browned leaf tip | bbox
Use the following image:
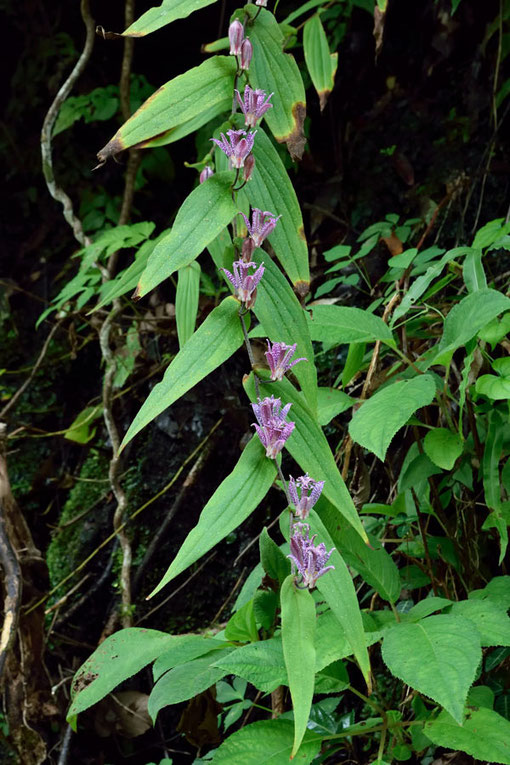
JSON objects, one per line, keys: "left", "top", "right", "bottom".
{"left": 95, "top": 26, "right": 122, "bottom": 40}
{"left": 318, "top": 90, "right": 331, "bottom": 112}
{"left": 285, "top": 102, "right": 307, "bottom": 161}
{"left": 96, "top": 137, "right": 125, "bottom": 167}
{"left": 294, "top": 279, "right": 310, "bottom": 300}
{"left": 131, "top": 284, "right": 142, "bottom": 301}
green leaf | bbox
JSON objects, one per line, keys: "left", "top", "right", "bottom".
{"left": 309, "top": 511, "right": 371, "bottom": 685}
{"left": 148, "top": 648, "right": 233, "bottom": 721}
{"left": 123, "top": 0, "right": 217, "bottom": 37}
{"left": 449, "top": 599, "right": 510, "bottom": 647}
{"left": 245, "top": 124, "right": 310, "bottom": 288}
{"left": 68, "top": 628, "right": 176, "bottom": 719}
{"left": 307, "top": 305, "right": 393, "bottom": 346}
{"left": 349, "top": 375, "right": 436, "bottom": 461}
{"left": 483, "top": 410, "right": 507, "bottom": 562}
{"left": 335, "top": 523, "right": 400, "bottom": 603}
{"left": 314, "top": 609, "right": 352, "bottom": 669}
{"left": 211, "top": 718, "right": 321, "bottom": 764}
{"left": 425, "top": 707, "right": 510, "bottom": 764}
{"left": 225, "top": 600, "right": 259, "bottom": 643}
{"left": 97, "top": 56, "right": 235, "bottom": 161}
{"left": 135, "top": 172, "right": 236, "bottom": 297}
{"left": 148, "top": 437, "right": 277, "bottom": 596}
{"left": 476, "top": 374, "right": 510, "bottom": 400}
{"left": 423, "top": 427, "right": 463, "bottom": 470}
{"left": 244, "top": 374, "right": 366, "bottom": 540}
{"left": 251, "top": 251, "right": 316, "bottom": 411}
{"left": 463, "top": 249, "right": 487, "bottom": 292}
{"left": 121, "top": 296, "right": 244, "bottom": 448}
{"left": 176, "top": 261, "right": 200, "bottom": 348}
{"left": 259, "top": 528, "right": 291, "bottom": 583}
{"left": 214, "top": 638, "right": 286, "bottom": 693}
{"left": 247, "top": 7, "right": 307, "bottom": 159}
{"left": 153, "top": 635, "right": 226, "bottom": 681}
{"left": 303, "top": 14, "right": 337, "bottom": 111}
{"left": 342, "top": 342, "right": 366, "bottom": 387}
{"left": 317, "top": 387, "right": 354, "bottom": 426}
{"left": 64, "top": 405, "right": 102, "bottom": 444}
{"left": 281, "top": 575, "right": 316, "bottom": 757}
{"left": 382, "top": 615, "right": 481, "bottom": 723}
{"left": 406, "top": 597, "right": 452, "bottom": 621}
{"left": 314, "top": 659, "right": 349, "bottom": 694}
{"left": 470, "top": 576, "right": 510, "bottom": 609}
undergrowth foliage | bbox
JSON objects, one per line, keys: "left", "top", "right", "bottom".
{"left": 36, "top": 1, "right": 510, "bottom": 763}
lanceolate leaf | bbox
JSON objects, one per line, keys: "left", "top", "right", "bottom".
{"left": 349, "top": 375, "right": 436, "bottom": 461}
{"left": 281, "top": 576, "right": 316, "bottom": 758}
{"left": 148, "top": 437, "right": 277, "bottom": 597}
{"left": 245, "top": 125, "right": 310, "bottom": 289}
{"left": 123, "top": 0, "right": 217, "bottom": 37}
{"left": 382, "top": 614, "right": 481, "bottom": 723}
{"left": 135, "top": 171, "right": 236, "bottom": 298}
{"left": 121, "top": 296, "right": 243, "bottom": 449}
{"left": 243, "top": 374, "right": 366, "bottom": 540}
{"left": 306, "top": 305, "right": 394, "bottom": 346}
{"left": 425, "top": 707, "right": 510, "bottom": 764}
{"left": 176, "top": 261, "right": 201, "bottom": 348}
{"left": 246, "top": 7, "right": 307, "bottom": 160}
{"left": 97, "top": 57, "right": 235, "bottom": 162}
{"left": 212, "top": 719, "right": 322, "bottom": 764}
{"left": 309, "top": 511, "right": 371, "bottom": 685}
{"left": 303, "top": 14, "right": 337, "bottom": 110}
{"left": 251, "top": 252, "right": 316, "bottom": 412}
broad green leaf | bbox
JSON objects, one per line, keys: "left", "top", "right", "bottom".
{"left": 483, "top": 410, "right": 507, "bottom": 562}
{"left": 382, "top": 615, "right": 481, "bottom": 723}
{"left": 153, "top": 635, "right": 226, "bottom": 681}
{"left": 176, "top": 261, "right": 200, "bottom": 348}
{"left": 259, "top": 528, "right": 291, "bottom": 583}
{"left": 246, "top": 7, "right": 307, "bottom": 159}
{"left": 479, "top": 311, "right": 510, "bottom": 347}
{"left": 406, "top": 597, "right": 452, "bottom": 621}
{"left": 307, "top": 305, "right": 394, "bottom": 345}
{"left": 244, "top": 374, "right": 366, "bottom": 539}
{"left": 467, "top": 685, "right": 494, "bottom": 709}
{"left": 476, "top": 374, "right": 510, "bottom": 400}
{"left": 470, "top": 576, "right": 510, "bottom": 609}
{"left": 211, "top": 719, "right": 322, "bottom": 764}
{"left": 214, "top": 638, "right": 286, "bottom": 693}
{"left": 309, "top": 511, "right": 371, "bottom": 685}
{"left": 314, "top": 659, "right": 349, "bottom": 694}
{"left": 94, "top": 237, "right": 159, "bottom": 310}
{"left": 68, "top": 628, "right": 176, "bottom": 718}
{"left": 97, "top": 56, "right": 235, "bottom": 161}
{"left": 225, "top": 599, "right": 259, "bottom": 643}
{"left": 148, "top": 437, "right": 277, "bottom": 596}
{"left": 425, "top": 707, "right": 510, "bottom": 764}
{"left": 245, "top": 125, "right": 310, "bottom": 288}
{"left": 123, "top": 0, "right": 217, "bottom": 37}
{"left": 64, "top": 405, "right": 102, "bottom": 444}
{"left": 349, "top": 375, "right": 436, "bottom": 461}
{"left": 283, "top": 0, "right": 326, "bottom": 25}
{"left": 135, "top": 172, "right": 236, "bottom": 297}
{"left": 303, "top": 14, "right": 337, "bottom": 110}
{"left": 463, "top": 248, "right": 487, "bottom": 292}
{"left": 207, "top": 225, "right": 234, "bottom": 271}
{"left": 317, "top": 387, "right": 354, "bottom": 425}
{"left": 342, "top": 342, "right": 366, "bottom": 387}
{"left": 121, "top": 296, "right": 243, "bottom": 448}
{"left": 148, "top": 648, "right": 233, "bottom": 720}
{"left": 281, "top": 575, "right": 316, "bottom": 757}
{"left": 449, "top": 599, "right": 510, "bottom": 647}
{"left": 251, "top": 251, "right": 316, "bottom": 411}
{"left": 423, "top": 427, "right": 463, "bottom": 470}
{"left": 314, "top": 609, "right": 352, "bottom": 669}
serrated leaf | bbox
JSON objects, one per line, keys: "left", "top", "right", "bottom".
{"left": 176, "top": 261, "right": 200, "bottom": 348}
{"left": 307, "top": 305, "right": 393, "bottom": 345}
{"left": 425, "top": 707, "right": 510, "bottom": 764}
{"left": 123, "top": 0, "right": 217, "bottom": 37}
{"left": 211, "top": 718, "right": 321, "bottom": 764}
{"left": 314, "top": 659, "right": 349, "bottom": 694}
{"left": 121, "top": 296, "right": 243, "bottom": 448}
{"left": 153, "top": 635, "right": 226, "bottom": 681}
{"left": 382, "top": 615, "right": 481, "bottom": 723}
{"left": 449, "top": 599, "right": 510, "bottom": 647}
{"left": 68, "top": 629, "right": 176, "bottom": 719}
{"left": 148, "top": 437, "right": 276, "bottom": 597}
{"left": 215, "top": 638, "right": 286, "bottom": 693}
{"left": 97, "top": 57, "right": 235, "bottom": 161}
{"left": 476, "top": 373, "right": 510, "bottom": 400}
{"left": 303, "top": 14, "right": 336, "bottom": 110}
{"left": 316, "top": 387, "right": 354, "bottom": 426}
{"left": 349, "top": 375, "right": 436, "bottom": 461}
{"left": 423, "top": 427, "right": 463, "bottom": 470}
{"left": 281, "top": 575, "right": 316, "bottom": 757}
{"left": 135, "top": 171, "right": 236, "bottom": 297}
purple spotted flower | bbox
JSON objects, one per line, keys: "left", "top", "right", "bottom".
{"left": 235, "top": 86, "right": 273, "bottom": 128}
{"left": 211, "top": 129, "right": 256, "bottom": 169}
{"left": 229, "top": 20, "right": 244, "bottom": 55}
{"left": 265, "top": 341, "right": 307, "bottom": 382}
{"left": 288, "top": 522, "right": 335, "bottom": 589}
{"left": 222, "top": 259, "right": 264, "bottom": 309}
{"left": 252, "top": 395, "right": 295, "bottom": 459}
{"left": 288, "top": 474, "right": 325, "bottom": 520}
{"left": 199, "top": 165, "right": 214, "bottom": 184}
{"left": 242, "top": 208, "right": 281, "bottom": 248}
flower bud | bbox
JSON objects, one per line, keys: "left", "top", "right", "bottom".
{"left": 229, "top": 20, "right": 244, "bottom": 55}
{"left": 241, "top": 237, "right": 255, "bottom": 262}
{"left": 199, "top": 165, "right": 214, "bottom": 184}
{"left": 255, "top": 0, "right": 268, "bottom": 5}
{"left": 243, "top": 153, "right": 255, "bottom": 182}
{"left": 240, "top": 38, "right": 253, "bottom": 70}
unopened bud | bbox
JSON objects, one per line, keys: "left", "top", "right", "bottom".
{"left": 242, "top": 237, "right": 256, "bottom": 262}
{"left": 243, "top": 153, "right": 255, "bottom": 182}
{"left": 199, "top": 165, "right": 214, "bottom": 184}
{"left": 240, "top": 38, "right": 253, "bottom": 70}
{"left": 255, "top": 0, "right": 268, "bottom": 5}
{"left": 229, "top": 20, "right": 244, "bottom": 55}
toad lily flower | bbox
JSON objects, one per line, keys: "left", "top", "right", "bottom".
{"left": 222, "top": 259, "right": 264, "bottom": 309}
{"left": 211, "top": 129, "right": 256, "bottom": 169}
{"left": 240, "top": 38, "right": 253, "bottom": 70}
{"left": 252, "top": 395, "right": 295, "bottom": 459}
{"left": 265, "top": 341, "right": 307, "bottom": 382}
{"left": 288, "top": 522, "right": 335, "bottom": 589}
{"left": 229, "top": 20, "right": 244, "bottom": 55}
{"left": 199, "top": 165, "right": 214, "bottom": 184}
{"left": 242, "top": 208, "right": 281, "bottom": 248}
{"left": 288, "top": 474, "right": 325, "bottom": 520}
{"left": 235, "top": 86, "right": 273, "bottom": 128}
